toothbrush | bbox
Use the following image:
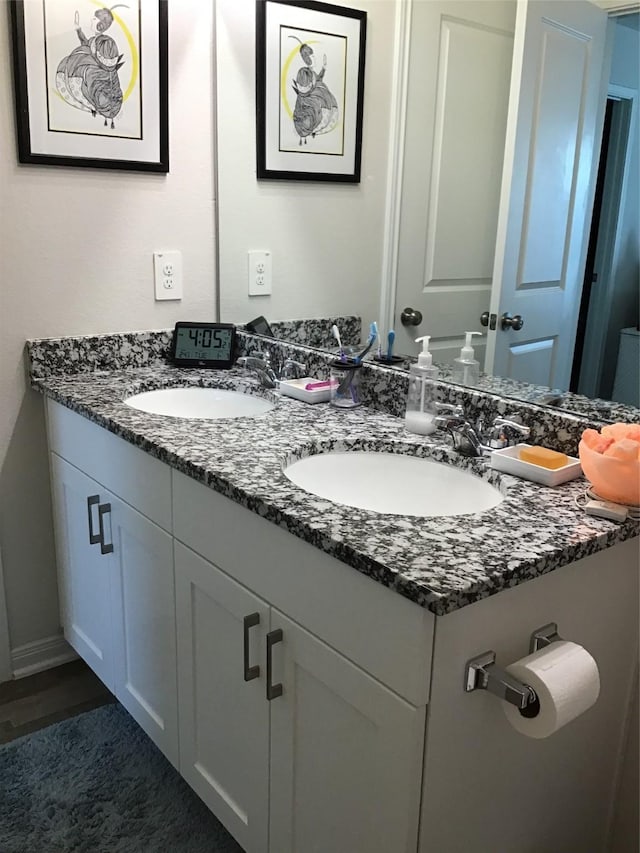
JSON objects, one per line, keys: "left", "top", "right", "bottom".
{"left": 387, "top": 330, "right": 395, "bottom": 360}
{"left": 354, "top": 323, "right": 377, "bottom": 364}
{"left": 374, "top": 322, "right": 382, "bottom": 358}
{"left": 332, "top": 324, "right": 345, "bottom": 361}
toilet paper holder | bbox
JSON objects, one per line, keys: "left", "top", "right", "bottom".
{"left": 529, "top": 621, "right": 562, "bottom": 653}
{"left": 464, "top": 622, "right": 563, "bottom": 711}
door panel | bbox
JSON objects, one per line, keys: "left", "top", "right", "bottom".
{"left": 487, "top": 0, "right": 608, "bottom": 388}
{"left": 269, "top": 611, "right": 425, "bottom": 853}
{"left": 50, "top": 454, "right": 114, "bottom": 689}
{"left": 110, "top": 496, "right": 178, "bottom": 766}
{"left": 175, "top": 542, "right": 270, "bottom": 853}
{"left": 506, "top": 337, "right": 556, "bottom": 385}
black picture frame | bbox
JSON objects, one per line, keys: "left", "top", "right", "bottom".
{"left": 9, "top": 0, "right": 169, "bottom": 172}
{"left": 256, "top": 0, "right": 366, "bottom": 183}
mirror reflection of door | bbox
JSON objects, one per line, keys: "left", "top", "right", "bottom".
{"left": 395, "top": 0, "right": 516, "bottom": 367}
{"left": 486, "top": 0, "right": 608, "bottom": 390}
{"left": 395, "top": 0, "right": 611, "bottom": 391}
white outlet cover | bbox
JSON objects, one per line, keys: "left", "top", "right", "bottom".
{"left": 154, "top": 251, "right": 183, "bottom": 301}
{"left": 248, "top": 250, "right": 272, "bottom": 296}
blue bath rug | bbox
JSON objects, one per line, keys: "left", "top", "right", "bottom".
{"left": 0, "top": 702, "right": 244, "bottom": 852}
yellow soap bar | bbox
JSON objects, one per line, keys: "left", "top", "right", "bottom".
{"left": 519, "top": 446, "right": 569, "bottom": 469}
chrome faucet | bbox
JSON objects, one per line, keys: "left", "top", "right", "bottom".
{"left": 236, "top": 354, "right": 278, "bottom": 389}
{"left": 236, "top": 353, "right": 307, "bottom": 388}
{"left": 434, "top": 407, "right": 531, "bottom": 458}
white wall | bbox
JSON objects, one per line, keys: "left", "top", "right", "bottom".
{"left": 216, "top": 0, "right": 396, "bottom": 330}
{"left": 0, "top": 0, "right": 217, "bottom": 657}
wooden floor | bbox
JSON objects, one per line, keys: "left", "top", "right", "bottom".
{"left": 0, "top": 659, "right": 114, "bottom": 745}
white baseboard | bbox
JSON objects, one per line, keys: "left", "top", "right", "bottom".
{"left": 11, "top": 633, "right": 78, "bottom": 680}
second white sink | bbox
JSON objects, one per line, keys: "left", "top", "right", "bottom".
{"left": 124, "top": 387, "right": 275, "bottom": 419}
{"left": 284, "top": 451, "right": 503, "bottom": 517}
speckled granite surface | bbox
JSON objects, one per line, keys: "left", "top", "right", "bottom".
{"left": 27, "top": 330, "right": 639, "bottom": 616}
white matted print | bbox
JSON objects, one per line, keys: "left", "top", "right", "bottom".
{"left": 10, "top": 0, "right": 168, "bottom": 171}
{"left": 256, "top": 0, "right": 366, "bottom": 182}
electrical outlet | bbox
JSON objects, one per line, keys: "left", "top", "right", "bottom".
{"left": 248, "top": 251, "right": 272, "bottom": 296}
{"left": 154, "top": 251, "right": 183, "bottom": 301}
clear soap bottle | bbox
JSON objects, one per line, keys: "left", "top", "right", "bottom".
{"left": 452, "top": 332, "right": 482, "bottom": 386}
{"left": 404, "top": 336, "right": 440, "bottom": 435}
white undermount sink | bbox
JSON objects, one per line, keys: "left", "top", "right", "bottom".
{"left": 284, "top": 451, "right": 504, "bottom": 517}
{"left": 124, "top": 387, "right": 275, "bottom": 419}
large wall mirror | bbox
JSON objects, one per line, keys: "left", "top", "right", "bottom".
{"left": 216, "top": 0, "right": 639, "bottom": 413}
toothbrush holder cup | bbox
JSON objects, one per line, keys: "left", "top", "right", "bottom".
{"left": 330, "top": 360, "right": 363, "bottom": 408}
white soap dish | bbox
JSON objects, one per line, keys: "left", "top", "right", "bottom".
{"left": 279, "top": 377, "right": 336, "bottom": 404}
{"left": 490, "top": 444, "right": 583, "bottom": 486}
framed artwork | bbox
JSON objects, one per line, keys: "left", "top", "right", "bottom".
{"left": 256, "top": 0, "right": 366, "bottom": 183}
{"left": 9, "top": 0, "right": 169, "bottom": 172}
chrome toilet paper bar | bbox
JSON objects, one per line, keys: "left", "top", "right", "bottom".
{"left": 464, "top": 651, "right": 539, "bottom": 711}
{"left": 464, "top": 622, "right": 564, "bottom": 712}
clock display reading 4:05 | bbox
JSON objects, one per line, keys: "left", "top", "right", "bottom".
{"left": 177, "top": 327, "right": 230, "bottom": 359}
{"left": 171, "top": 322, "right": 236, "bottom": 368}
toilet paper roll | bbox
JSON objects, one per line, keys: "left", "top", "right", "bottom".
{"left": 502, "top": 640, "right": 600, "bottom": 739}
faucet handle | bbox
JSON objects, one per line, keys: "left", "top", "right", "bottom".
{"left": 434, "top": 402, "right": 464, "bottom": 419}
{"left": 488, "top": 416, "right": 531, "bottom": 448}
{"left": 281, "top": 358, "right": 307, "bottom": 380}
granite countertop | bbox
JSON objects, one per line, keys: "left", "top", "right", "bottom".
{"left": 32, "top": 361, "right": 639, "bottom": 617}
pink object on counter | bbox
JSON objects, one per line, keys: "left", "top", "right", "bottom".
{"left": 579, "top": 423, "right": 640, "bottom": 506}
{"left": 305, "top": 380, "right": 338, "bottom": 391}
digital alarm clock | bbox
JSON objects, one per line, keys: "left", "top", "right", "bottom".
{"left": 170, "top": 322, "right": 236, "bottom": 368}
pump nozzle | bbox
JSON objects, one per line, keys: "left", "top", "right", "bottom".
{"left": 461, "top": 331, "right": 482, "bottom": 360}
{"left": 415, "top": 335, "right": 433, "bottom": 368}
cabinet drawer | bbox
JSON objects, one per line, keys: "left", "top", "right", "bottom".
{"left": 46, "top": 399, "right": 171, "bottom": 531}
{"left": 173, "top": 471, "right": 434, "bottom": 706}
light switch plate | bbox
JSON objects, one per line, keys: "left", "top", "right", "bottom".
{"left": 154, "top": 251, "right": 183, "bottom": 301}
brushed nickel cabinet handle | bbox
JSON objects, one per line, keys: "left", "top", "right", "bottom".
{"left": 243, "top": 613, "right": 260, "bottom": 682}
{"left": 98, "top": 503, "right": 114, "bottom": 555}
{"left": 266, "top": 629, "right": 283, "bottom": 701}
{"left": 87, "top": 495, "right": 101, "bottom": 545}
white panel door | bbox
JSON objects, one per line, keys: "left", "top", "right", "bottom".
{"left": 395, "top": 0, "right": 516, "bottom": 363}
{"left": 109, "top": 495, "right": 178, "bottom": 767}
{"left": 175, "top": 542, "right": 270, "bottom": 853}
{"left": 49, "top": 454, "right": 114, "bottom": 690}
{"left": 269, "top": 610, "right": 425, "bottom": 853}
{"left": 486, "top": 0, "right": 608, "bottom": 388}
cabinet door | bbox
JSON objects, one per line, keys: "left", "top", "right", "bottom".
{"left": 50, "top": 454, "right": 115, "bottom": 690}
{"left": 175, "top": 543, "right": 270, "bottom": 853}
{"left": 108, "top": 495, "right": 178, "bottom": 766}
{"left": 269, "top": 611, "right": 425, "bottom": 853}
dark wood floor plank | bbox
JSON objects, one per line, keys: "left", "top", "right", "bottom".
{"left": 0, "top": 659, "right": 113, "bottom": 745}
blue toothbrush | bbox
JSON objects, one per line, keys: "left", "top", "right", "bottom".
{"left": 387, "top": 330, "right": 395, "bottom": 360}
{"left": 354, "top": 323, "right": 377, "bottom": 364}
{"left": 375, "top": 322, "right": 383, "bottom": 358}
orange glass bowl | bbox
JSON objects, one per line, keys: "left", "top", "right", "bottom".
{"left": 578, "top": 439, "right": 640, "bottom": 506}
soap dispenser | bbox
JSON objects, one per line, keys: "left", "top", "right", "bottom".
{"left": 404, "top": 336, "right": 440, "bottom": 435}
{"left": 452, "top": 332, "right": 482, "bottom": 386}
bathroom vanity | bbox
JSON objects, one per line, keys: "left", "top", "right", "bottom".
{"left": 31, "top": 333, "right": 638, "bottom": 853}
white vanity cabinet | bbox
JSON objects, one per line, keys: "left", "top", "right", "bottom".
{"left": 173, "top": 472, "right": 431, "bottom": 853}
{"left": 46, "top": 401, "right": 179, "bottom": 766}
{"left": 44, "top": 399, "right": 638, "bottom": 852}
